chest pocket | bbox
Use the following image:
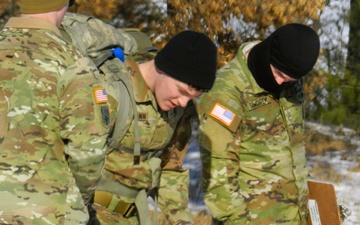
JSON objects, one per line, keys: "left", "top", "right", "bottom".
{"left": 122, "top": 105, "right": 185, "bottom": 151}
{"left": 279, "top": 81, "right": 305, "bottom": 140}
{"left": 240, "top": 88, "right": 304, "bottom": 142}
{"left": 151, "top": 107, "right": 185, "bottom": 146}
{"left": 240, "top": 93, "right": 281, "bottom": 140}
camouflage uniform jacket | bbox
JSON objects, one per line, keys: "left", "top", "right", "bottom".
{"left": 101, "top": 54, "right": 194, "bottom": 224}
{"left": 197, "top": 41, "right": 309, "bottom": 224}
{"left": 0, "top": 17, "right": 109, "bottom": 224}
{"left": 60, "top": 13, "right": 194, "bottom": 224}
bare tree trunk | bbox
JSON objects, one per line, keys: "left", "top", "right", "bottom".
{"left": 344, "top": 0, "right": 360, "bottom": 127}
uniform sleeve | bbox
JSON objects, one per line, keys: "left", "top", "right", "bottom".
{"left": 197, "top": 96, "right": 245, "bottom": 223}
{"left": 158, "top": 112, "right": 194, "bottom": 224}
{"left": 158, "top": 169, "right": 193, "bottom": 224}
{"left": 58, "top": 57, "right": 110, "bottom": 205}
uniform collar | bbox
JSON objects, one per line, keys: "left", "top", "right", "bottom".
{"left": 238, "top": 41, "right": 269, "bottom": 95}
{"left": 125, "top": 58, "right": 157, "bottom": 107}
{"left": 5, "top": 17, "right": 62, "bottom": 37}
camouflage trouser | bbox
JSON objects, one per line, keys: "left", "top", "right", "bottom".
{"left": 93, "top": 203, "right": 139, "bottom": 225}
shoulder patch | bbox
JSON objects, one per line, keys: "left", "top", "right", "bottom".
{"left": 93, "top": 87, "right": 108, "bottom": 104}
{"left": 210, "top": 103, "right": 235, "bottom": 126}
{"left": 209, "top": 103, "right": 240, "bottom": 132}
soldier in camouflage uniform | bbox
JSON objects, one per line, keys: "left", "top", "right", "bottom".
{"left": 0, "top": 1, "right": 109, "bottom": 224}
{"left": 61, "top": 14, "right": 218, "bottom": 225}
{"left": 197, "top": 24, "right": 320, "bottom": 224}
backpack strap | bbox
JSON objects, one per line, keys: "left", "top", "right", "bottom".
{"left": 92, "top": 51, "right": 115, "bottom": 67}
{"left": 120, "top": 28, "right": 158, "bottom": 53}
{"left": 61, "top": 12, "right": 139, "bottom": 56}
{"left": 60, "top": 12, "right": 159, "bottom": 164}
{"left": 99, "top": 58, "right": 141, "bottom": 165}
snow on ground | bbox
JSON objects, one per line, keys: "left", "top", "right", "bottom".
{"left": 307, "top": 149, "right": 360, "bottom": 224}
{"left": 306, "top": 122, "right": 360, "bottom": 225}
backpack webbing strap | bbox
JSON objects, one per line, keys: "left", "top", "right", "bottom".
{"left": 93, "top": 52, "right": 114, "bottom": 68}
{"left": 148, "top": 157, "right": 161, "bottom": 224}
{"left": 134, "top": 157, "right": 161, "bottom": 225}
{"left": 100, "top": 58, "right": 141, "bottom": 164}
{"left": 96, "top": 172, "right": 151, "bottom": 224}
{"left": 134, "top": 189, "right": 159, "bottom": 225}
{"left": 99, "top": 161, "right": 161, "bottom": 225}
{"left": 123, "top": 60, "right": 141, "bottom": 164}
{"left": 134, "top": 190, "right": 152, "bottom": 224}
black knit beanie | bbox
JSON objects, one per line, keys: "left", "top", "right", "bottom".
{"left": 155, "top": 30, "right": 217, "bottom": 91}
{"left": 270, "top": 23, "right": 320, "bottom": 79}
{"left": 248, "top": 23, "right": 320, "bottom": 95}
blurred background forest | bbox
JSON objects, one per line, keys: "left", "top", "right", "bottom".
{"left": 1, "top": 0, "right": 359, "bottom": 132}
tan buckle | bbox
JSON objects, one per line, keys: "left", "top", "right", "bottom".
{"left": 119, "top": 203, "right": 136, "bottom": 218}
{"left": 94, "top": 191, "right": 137, "bottom": 218}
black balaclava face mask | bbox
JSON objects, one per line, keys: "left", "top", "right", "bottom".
{"left": 247, "top": 36, "right": 284, "bottom": 97}
{"left": 247, "top": 23, "right": 320, "bottom": 98}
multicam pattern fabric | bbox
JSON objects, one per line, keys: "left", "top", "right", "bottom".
{"left": 98, "top": 55, "right": 194, "bottom": 225}
{"left": 92, "top": 204, "right": 136, "bottom": 225}
{"left": 197, "top": 42, "right": 309, "bottom": 224}
{"left": 62, "top": 12, "right": 140, "bottom": 57}
{"left": 61, "top": 13, "right": 195, "bottom": 225}
{"left": 0, "top": 17, "right": 109, "bottom": 224}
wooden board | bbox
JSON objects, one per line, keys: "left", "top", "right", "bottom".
{"left": 307, "top": 180, "right": 342, "bottom": 225}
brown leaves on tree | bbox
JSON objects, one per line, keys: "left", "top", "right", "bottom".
{"left": 0, "top": 0, "right": 326, "bottom": 100}
{"left": 1, "top": 0, "right": 325, "bottom": 65}
{"left": 158, "top": 0, "right": 325, "bottom": 65}
{"left": 68, "top": 0, "right": 121, "bottom": 21}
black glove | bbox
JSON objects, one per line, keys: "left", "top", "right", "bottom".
{"left": 212, "top": 218, "right": 224, "bottom": 225}
{"left": 87, "top": 196, "right": 101, "bottom": 225}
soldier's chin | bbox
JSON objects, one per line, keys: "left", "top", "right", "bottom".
{"left": 158, "top": 103, "right": 170, "bottom": 112}
{"left": 159, "top": 103, "right": 172, "bottom": 112}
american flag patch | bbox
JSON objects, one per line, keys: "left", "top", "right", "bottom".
{"left": 210, "top": 103, "right": 235, "bottom": 126}
{"left": 93, "top": 88, "right": 108, "bottom": 104}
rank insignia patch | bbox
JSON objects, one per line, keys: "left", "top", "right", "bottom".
{"left": 93, "top": 88, "right": 108, "bottom": 104}
{"left": 138, "top": 112, "right": 147, "bottom": 121}
{"left": 100, "top": 105, "right": 110, "bottom": 126}
{"left": 210, "top": 103, "right": 235, "bottom": 127}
